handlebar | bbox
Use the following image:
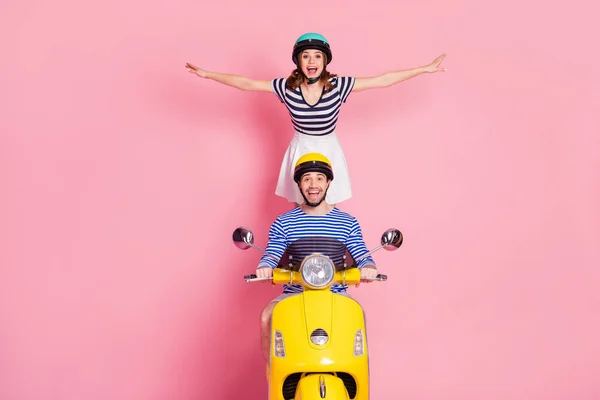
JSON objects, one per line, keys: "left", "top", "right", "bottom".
{"left": 244, "top": 274, "right": 267, "bottom": 281}
{"left": 243, "top": 274, "right": 387, "bottom": 283}
{"left": 371, "top": 274, "right": 387, "bottom": 281}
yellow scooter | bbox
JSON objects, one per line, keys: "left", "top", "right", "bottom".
{"left": 233, "top": 227, "right": 403, "bottom": 399}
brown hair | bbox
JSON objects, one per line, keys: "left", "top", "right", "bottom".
{"left": 285, "top": 54, "right": 337, "bottom": 92}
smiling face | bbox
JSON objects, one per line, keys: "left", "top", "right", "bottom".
{"left": 298, "top": 171, "right": 330, "bottom": 206}
{"left": 298, "top": 49, "right": 326, "bottom": 79}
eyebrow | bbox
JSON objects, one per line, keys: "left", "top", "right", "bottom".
{"left": 303, "top": 173, "right": 326, "bottom": 179}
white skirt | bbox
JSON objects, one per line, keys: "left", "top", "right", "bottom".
{"left": 275, "top": 131, "right": 352, "bottom": 204}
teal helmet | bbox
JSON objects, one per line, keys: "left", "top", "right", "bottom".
{"left": 292, "top": 32, "right": 332, "bottom": 66}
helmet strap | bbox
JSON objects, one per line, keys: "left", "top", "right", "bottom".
{"left": 298, "top": 68, "right": 323, "bottom": 85}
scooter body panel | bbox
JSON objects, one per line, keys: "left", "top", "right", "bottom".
{"left": 295, "top": 374, "right": 350, "bottom": 399}
{"left": 269, "top": 290, "right": 369, "bottom": 399}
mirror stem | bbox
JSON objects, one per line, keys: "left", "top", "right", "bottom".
{"left": 354, "top": 245, "right": 383, "bottom": 262}
{"left": 249, "top": 243, "right": 280, "bottom": 261}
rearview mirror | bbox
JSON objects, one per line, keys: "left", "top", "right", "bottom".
{"left": 381, "top": 229, "right": 403, "bottom": 251}
{"left": 232, "top": 227, "right": 280, "bottom": 261}
{"left": 233, "top": 227, "right": 254, "bottom": 250}
{"left": 354, "top": 228, "right": 404, "bottom": 262}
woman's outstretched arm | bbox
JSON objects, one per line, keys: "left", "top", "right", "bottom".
{"left": 352, "top": 53, "right": 446, "bottom": 92}
{"left": 185, "top": 63, "right": 272, "bottom": 92}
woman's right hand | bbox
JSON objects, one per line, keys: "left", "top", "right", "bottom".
{"left": 185, "top": 62, "right": 207, "bottom": 78}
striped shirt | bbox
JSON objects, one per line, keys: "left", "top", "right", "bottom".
{"left": 271, "top": 76, "right": 355, "bottom": 136}
{"left": 258, "top": 207, "right": 375, "bottom": 293}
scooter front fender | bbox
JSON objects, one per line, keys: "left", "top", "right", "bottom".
{"left": 295, "top": 374, "right": 350, "bottom": 400}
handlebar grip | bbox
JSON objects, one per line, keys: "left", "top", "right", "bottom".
{"left": 244, "top": 274, "right": 257, "bottom": 280}
{"left": 376, "top": 274, "right": 387, "bottom": 281}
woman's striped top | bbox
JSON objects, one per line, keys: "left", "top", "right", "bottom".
{"left": 271, "top": 76, "right": 355, "bottom": 136}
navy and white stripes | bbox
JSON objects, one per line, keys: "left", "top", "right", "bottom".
{"left": 258, "top": 207, "right": 375, "bottom": 293}
{"left": 271, "top": 76, "right": 355, "bottom": 136}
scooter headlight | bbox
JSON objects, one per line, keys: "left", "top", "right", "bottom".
{"left": 299, "top": 254, "right": 335, "bottom": 289}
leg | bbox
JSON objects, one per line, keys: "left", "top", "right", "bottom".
{"left": 260, "top": 301, "right": 278, "bottom": 362}
{"left": 260, "top": 293, "right": 294, "bottom": 361}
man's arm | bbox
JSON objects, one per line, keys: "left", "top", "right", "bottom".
{"left": 345, "top": 218, "right": 376, "bottom": 269}
{"left": 257, "top": 219, "right": 287, "bottom": 270}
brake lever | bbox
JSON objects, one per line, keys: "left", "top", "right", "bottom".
{"left": 362, "top": 274, "right": 388, "bottom": 282}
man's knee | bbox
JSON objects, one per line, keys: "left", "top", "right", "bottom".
{"left": 260, "top": 302, "right": 277, "bottom": 327}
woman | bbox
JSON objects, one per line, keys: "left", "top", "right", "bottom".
{"left": 186, "top": 32, "right": 446, "bottom": 204}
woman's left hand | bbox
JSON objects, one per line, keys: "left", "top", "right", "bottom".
{"left": 424, "top": 53, "right": 447, "bottom": 73}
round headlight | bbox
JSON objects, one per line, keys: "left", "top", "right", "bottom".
{"left": 300, "top": 254, "right": 335, "bottom": 289}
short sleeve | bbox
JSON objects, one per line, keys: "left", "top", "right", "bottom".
{"left": 337, "top": 76, "right": 355, "bottom": 103}
{"left": 271, "top": 78, "right": 287, "bottom": 103}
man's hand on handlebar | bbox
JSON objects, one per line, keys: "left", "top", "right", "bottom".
{"left": 256, "top": 266, "right": 273, "bottom": 281}
{"left": 359, "top": 265, "right": 378, "bottom": 283}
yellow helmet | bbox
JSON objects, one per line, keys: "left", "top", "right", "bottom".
{"left": 293, "top": 153, "right": 334, "bottom": 183}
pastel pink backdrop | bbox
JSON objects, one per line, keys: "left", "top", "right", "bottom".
{"left": 1, "top": 0, "right": 598, "bottom": 399}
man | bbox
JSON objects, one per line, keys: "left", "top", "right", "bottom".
{"left": 256, "top": 152, "right": 378, "bottom": 362}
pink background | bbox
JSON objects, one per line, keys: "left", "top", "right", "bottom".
{"left": 1, "top": 0, "right": 599, "bottom": 399}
